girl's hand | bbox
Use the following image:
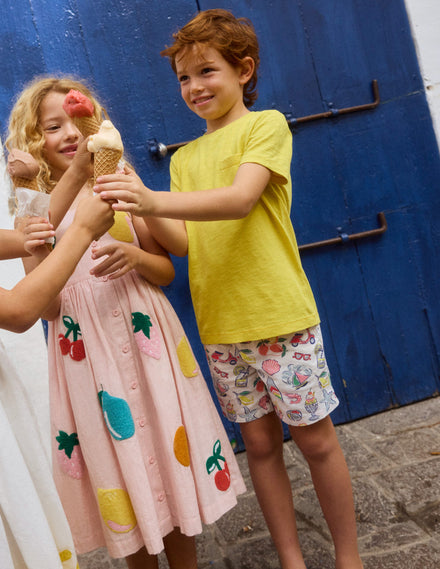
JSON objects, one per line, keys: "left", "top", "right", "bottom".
{"left": 90, "top": 241, "right": 140, "bottom": 280}
{"left": 94, "top": 166, "right": 155, "bottom": 216}
{"left": 73, "top": 195, "right": 115, "bottom": 240}
{"left": 70, "top": 136, "right": 94, "bottom": 179}
{"left": 15, "top": 216, "right": 55, "bottom": 258}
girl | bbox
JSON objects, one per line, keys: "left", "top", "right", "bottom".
{"left": 6, "top": 76, "right": 245, "bottom": 569}
{"left": 0, "top": 198, "right": 112, "bottom": 569}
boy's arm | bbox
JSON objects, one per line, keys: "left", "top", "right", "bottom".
{"left": 0, "top": 196, "right": 114, "bottom": 333}
{"left": 95, "top": 162, "right": 271, "bottom": 221}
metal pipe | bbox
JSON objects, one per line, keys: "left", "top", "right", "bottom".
{"left": 288, "top": 79, "right": 380, "bottom": 126}
{"left": 298, "top": 211, "right": 387, "bottom": 252}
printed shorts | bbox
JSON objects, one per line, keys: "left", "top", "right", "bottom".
{"left": 205, "top": 325, "right": 339, "bottom": 427}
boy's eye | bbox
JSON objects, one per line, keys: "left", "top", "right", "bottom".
{"left": 178, "top": 75, "right": 189, "bottom": 83}
{"left": 201, "top": 67, "right": 213, "bottom": 75}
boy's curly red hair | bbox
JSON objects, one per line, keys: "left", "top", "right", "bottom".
{"left": 161, "top": 9, "right": 260, "bottom": 108}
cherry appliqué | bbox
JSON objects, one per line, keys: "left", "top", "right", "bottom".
{"left": 58, "top": 315, "right": 86, "bottom": 361}
{"left": 206, "top": 439, "right": 231, "bottom": 491}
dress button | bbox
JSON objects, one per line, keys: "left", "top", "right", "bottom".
{"left": 112, "top": 309, "right": 120, "bottom": 317}
{"left": 157, "top": 492, "right": 165, "bottom": 502}
{"left": 101, "top": 275, "right": 108, "bottom": 282}
{"left": 149, "top": 456, "right": 155, "bottom": 465}
{"left": 138, "top": 418, "right": 146, "bottom": 427}
{"left": 122, "top": 345, "right": 129, "bottom": 353}
{"left": 130, "top": 381, "right": 137, "bottom": 390}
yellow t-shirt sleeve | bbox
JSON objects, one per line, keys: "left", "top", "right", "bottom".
{"left": 239, "top": 110, "right": 292, "bottom": 184}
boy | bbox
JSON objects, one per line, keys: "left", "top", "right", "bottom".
{"left": 96, "top": 9, "right": 363, "bottom": 569}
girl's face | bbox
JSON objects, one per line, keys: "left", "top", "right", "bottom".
{"left": 176, "top": 45, "right": 253, "bottom": 133}
{"left": 39, "top": 91, "right": 82, "bottom": 181}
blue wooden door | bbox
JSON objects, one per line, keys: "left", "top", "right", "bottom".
{"left": 1, "top": 0, "right": 439, "bottom": 448}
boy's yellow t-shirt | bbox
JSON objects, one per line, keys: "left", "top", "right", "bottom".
{"left": 170, "top": 110, "right": 319, "bottom": 345}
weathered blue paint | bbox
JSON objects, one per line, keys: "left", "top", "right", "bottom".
{"left": 1, "top": 1, "right": 439, "bottom": 448}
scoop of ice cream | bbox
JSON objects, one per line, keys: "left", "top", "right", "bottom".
{"left": 63, "top": 89, "right": 94, "bottom": 117}
{"left": 7, "top": 149, "right": 39, "bottom": 179}
{"left": 87, "top": 120, "right": 124, "bottom": 153}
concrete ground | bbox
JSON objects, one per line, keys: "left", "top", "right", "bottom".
{"left": 79, "top": 396, "right": 440, "bottom": 569}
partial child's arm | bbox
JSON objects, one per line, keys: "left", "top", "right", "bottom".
{"left": 95, "top": 162, "right": 271, "bottom": 221}
{"left": 49, "top": 137, "right": 93, "bottom": 228}
{"left": 0, "top": 228, "right": 31, "bottom": 259}
{"left": 89, "top": 214, "right": 175, "bottom": 287}
{"left": 0, "top": 196, "right": 114, "bottom": 333}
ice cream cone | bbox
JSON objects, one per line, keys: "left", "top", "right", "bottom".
{"left": 93, "top": 148, "right": 123, "bottom": 184}
{"left": 73, "top": 115, "right": 101, "bottom": 138}
{"left": 11, "top": 176, "right": 39, "bottom": 191}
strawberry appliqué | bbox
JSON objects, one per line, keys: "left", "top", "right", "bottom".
{"left": 58, "top": 315, "right": 86, "bottom": 361}
{"left": 132, "top": 312, "right": 162, "bottom": 359}
{"left": 206, "top": 439, "right": 231, "bottom": 492}
{"left": 56, "top": 430, "right": 84, "bottom": 479}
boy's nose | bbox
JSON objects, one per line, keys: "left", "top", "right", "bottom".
{"left": 189, "top": 78, "right": 203, "bottom": 93}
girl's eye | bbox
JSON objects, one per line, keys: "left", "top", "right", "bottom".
{"left": 45, "top": 125, "right": 60, "bottom": 132}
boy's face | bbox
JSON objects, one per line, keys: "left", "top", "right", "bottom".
{"left": 176, "top": 45, "right": 251, "bottom": 133}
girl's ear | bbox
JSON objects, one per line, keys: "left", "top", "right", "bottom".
{"left": 239, "top": 56, "right": 255, "bottom": 85}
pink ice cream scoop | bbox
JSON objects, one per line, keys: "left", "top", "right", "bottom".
{"left": 63, "top": 90, "right": 101, "bottom": 137}
{"left": 63, "top": 89, "right": 94, "bottom": 117}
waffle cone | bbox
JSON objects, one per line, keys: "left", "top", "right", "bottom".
{"left": 73, "top": 115, "right": 101, "bottom": 138}
{"left": 11, "top": 176, "right": 39, "bottom": 191}
{"left": 94, "top": 148, "right": 123, "bottom": 183}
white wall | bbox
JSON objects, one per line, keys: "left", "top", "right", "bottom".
{"left": 405, "top": 0, "right": 440, "bottom": 148}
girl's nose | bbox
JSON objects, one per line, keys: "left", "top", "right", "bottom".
{"left": 65, "top": 120, "right": 80, "bottom": 139}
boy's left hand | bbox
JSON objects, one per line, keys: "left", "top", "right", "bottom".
{"left": 93, "top": 166, "right": 155, "bottom": 216}
{"left": 90, "top": 241, "right": 141, "bottom": 280}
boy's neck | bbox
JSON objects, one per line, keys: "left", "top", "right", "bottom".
{"left": 206, "top": 106, "right": 250, "bottom": 134}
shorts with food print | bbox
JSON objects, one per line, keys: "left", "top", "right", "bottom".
{"left": 205, "top": 325, "right": 339, "bottom": 426}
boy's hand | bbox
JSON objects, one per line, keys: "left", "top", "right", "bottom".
{"left": 72, "top": 195, "right": 115, "bottom": 241}
{"left": 90, "top": 241, "right": 140, "bottom": 280}
{"left": 15, "top": 216, "right": 55, "bottom": 258}
{"left": 94, "top": 166, "right": 155, "bottom": 216}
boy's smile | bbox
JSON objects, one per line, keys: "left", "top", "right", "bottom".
{"left": 176, "top": 45, "right": 254, "bottom": 133}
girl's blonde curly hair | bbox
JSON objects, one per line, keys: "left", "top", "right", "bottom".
{"left": 5, "top": 76, "right": 103, "bottom": 193}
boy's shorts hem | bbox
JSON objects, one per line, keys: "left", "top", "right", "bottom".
{"left": 205, "top": 325, "right": 339, "bottom": 427}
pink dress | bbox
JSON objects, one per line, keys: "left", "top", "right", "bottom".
{"left": 48, "top": 210, "right": 245, "bottom": 558}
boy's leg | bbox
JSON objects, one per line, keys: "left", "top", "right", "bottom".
{"left": 240, "top": 412, "right": 307, "bottom": 569}
{"left": 289, "top": 416, "right": 363, "bottom": 569}
{"left": 163, "top": 528, "right": 197, "bottom": 569}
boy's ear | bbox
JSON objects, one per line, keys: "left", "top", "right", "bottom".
{"left": 239, "top": 57, "right": 255, "bottom": 85}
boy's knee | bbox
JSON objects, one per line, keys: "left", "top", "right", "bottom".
{"left": 240, "top": 415, "right": 283, "bottom": 460}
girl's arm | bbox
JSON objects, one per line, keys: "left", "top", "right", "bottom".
{"left": 142, "top": 216, "right": 188, "bottom": 257}
{"left": 0, "top": 228, "right": 29, "bottom": 259}
{"left": 94, "top": 162, "right": 271, "bottom": 221}
{"left": 0, "top": 196, "right": 114, "bottom": 333}
{"left": 49, "top": 137, "right": 93, "bottom": 228}
{"left": 90, "top": 214, "right": 175, "bottom": 287}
